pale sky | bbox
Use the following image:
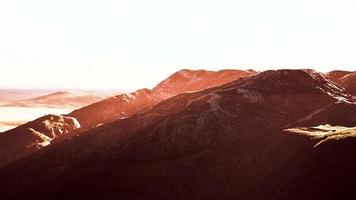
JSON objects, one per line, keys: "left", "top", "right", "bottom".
{"left": 0, "top": 0, "right": 356, "bottom": 90}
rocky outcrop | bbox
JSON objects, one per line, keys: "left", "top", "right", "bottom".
{"left": 0, "top": 114, "right": 80, "bottom": 167}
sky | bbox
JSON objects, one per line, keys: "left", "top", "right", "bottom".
{"left": 0, "top": 0, "right": 356, "bottom": 90}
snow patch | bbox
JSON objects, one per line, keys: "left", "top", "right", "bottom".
{"left": 285, "top": 124, "right": 356, "bottom": 147}
{"left": 126, "top": 93, "right": 137, "bottom": 100}
{"left": 68, "top": 117, "right": 81, "bottom": 129}
{"left": 27, "top": 128, "right": 52, "bottom": 148}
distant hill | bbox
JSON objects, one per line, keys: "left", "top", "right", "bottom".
{"left": 0, "top": 89, "right": 55, "bottom": 103}
{"left": 4, "top": 91, "right": 111, "bottom": 108}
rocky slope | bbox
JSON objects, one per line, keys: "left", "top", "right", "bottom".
{"left": 1, "top": 70, "right": 356, "bottom": 200}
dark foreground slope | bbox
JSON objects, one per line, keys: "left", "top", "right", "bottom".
{"left": 2, "top": 70, "right": 356, "bottom": 200}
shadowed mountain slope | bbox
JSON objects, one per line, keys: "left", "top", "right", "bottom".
{"left": 1, "top": 70, "right": 356, "bottom": 200}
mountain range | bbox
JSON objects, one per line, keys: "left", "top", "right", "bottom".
{"left": 3, "top": 91, "right": 111, "bottom": 108}
{"left": 0, "top": 90, "right": 56, "bottom": 103}
{"left": 0, "top": 69, "right": 256, "bottom": 167}
{"left": 1, "top": 69, "right": 356, "bottom": 200}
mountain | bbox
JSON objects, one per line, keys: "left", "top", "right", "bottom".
{"left": 152, "top": 69, "right": 256, "bottom": 98}
{"left": 339, "top": 72, "right": 356, "bottom": 95}
{"left": 68, "top": 69, "right": 256, "bottom": 130}
{"left": 4, "top": 91, "right": 109, "bottom": 108}
{"left": 0, "top": 89, "right": 55, "bottom": 103}
{"left": 0, "top": 91, "right": 11, "bottom": 102}
{"left": 68, "top": 88, "right": 160, "bottom": 130}
{"left": 0, "top": 69, "right": 256, "bottom": 167}
{"left": 1, "top": 69, "right": 356, "bottom": 200}
{"left": 325, "top": 70, "right": 352, "bottom": 84}
{"left": 325, "top": 70, "right": 356, "bottom": 96}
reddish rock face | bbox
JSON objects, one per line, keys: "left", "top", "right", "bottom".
{"left": 2, "top": 69, "right": 356, "bottom": 200}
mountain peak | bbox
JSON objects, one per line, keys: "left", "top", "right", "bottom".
{"left": 153, "top": 69, "right": 256, "bottom": 98}
{"left": 325, "top": 70, "right": 353, "bottom": 84}
{"left": 227, "top": 69, "right": 344, "bottom": 94}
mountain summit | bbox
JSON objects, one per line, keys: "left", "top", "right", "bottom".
{"left": 152, "top": 69, "right": 256, "bottom": 98}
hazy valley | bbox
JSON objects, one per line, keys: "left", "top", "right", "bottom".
{"left": 0, "top": 90, "right": 115, "bottom": 132}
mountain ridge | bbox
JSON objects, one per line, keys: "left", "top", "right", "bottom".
{"left": 0, "top": 69, "right": 256, "bottom": 167}
{"left": 1, "top": 69, "right": 356, "bottom": 200}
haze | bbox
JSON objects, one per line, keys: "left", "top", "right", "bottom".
{"left": 1, "top": 0, "right": 355, "bottom": 90}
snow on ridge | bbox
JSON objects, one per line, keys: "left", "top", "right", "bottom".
{"left": 285, "top": 124, "right": 356, "bottom": 148}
